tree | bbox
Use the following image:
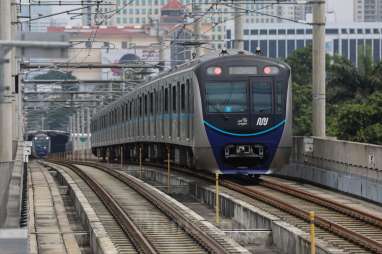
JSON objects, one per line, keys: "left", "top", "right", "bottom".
{"left": 286, "top": 44, "right": 382, "bottom": 144}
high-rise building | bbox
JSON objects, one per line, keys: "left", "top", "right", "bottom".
{"left": 354, "top": 0, "right": 382, "bottom": 22}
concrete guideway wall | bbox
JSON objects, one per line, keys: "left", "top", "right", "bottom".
{"left": 277, "top": 137, "right": 382, "bottom": 203}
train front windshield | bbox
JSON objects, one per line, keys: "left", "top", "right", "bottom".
{"left": 206, "top": 81, "right": 247, "bottom": 113}
{"left": 34, "top": 137, "right": 49, "bottom": 149}
{"left": 205, "top": 79, "right": 283, "bottom": 115}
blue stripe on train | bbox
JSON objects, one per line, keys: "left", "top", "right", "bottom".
{"left": 203, "top": 120, "right": 285, "bottom": 174}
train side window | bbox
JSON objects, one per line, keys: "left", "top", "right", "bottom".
{"left": 181, "top": 84, "right": 185, "bottom": 112}
{"left": 139, "top": 97, "right": 142, "bottom": 116}
{"left": 144, "top": 94, "right": 148, "bottom": 116}
{"left": 150, "top": 92, "right": 154, "bottom": 115}
{"left": 186, "top": 79, "right": 191, "bottom": 113}
{"left": 275, "top": 81, "right": 285, "bottom": 114}
{"left": 164, "top": 87, "right": 169, "bottom": 113}
{"left": 172, "top": 85, "right": 176, "bottom": 112}
{"left": 129, "top": 101, "right": 132, "bottom": 120}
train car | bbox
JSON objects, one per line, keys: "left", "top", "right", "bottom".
{"left": 32, "top": 133, "right": 51, "bottom": 158}
{"left": 91, "top": 50, "right": 292, "bottom": 175}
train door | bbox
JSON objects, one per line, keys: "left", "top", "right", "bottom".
{"left": 250, "top": 77, "right": 274, "bottom": 129}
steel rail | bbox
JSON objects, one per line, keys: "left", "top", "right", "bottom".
{"left": 123, "top": 161, "right": 382, "bottom": 253}
{"left": 223, "top": 181, "right": 382, "bottom": 253}
{"left": 54, "top": 161, "right": 158, "bottom": 254}
{"left": 73, "top": 161, "right": 231, "bottom": 254}
{"left": 260, "top": 178, "right": 382, "bottom": 228}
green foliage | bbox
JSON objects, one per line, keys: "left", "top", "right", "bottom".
{"left": 292, "top": 82, "right": 312, "bottom": 136}
{"left": 33, "top": 70, "right": 76, "bottom": 80}
{"left": 287, "top": 44, "right": 382, "bottom": 144}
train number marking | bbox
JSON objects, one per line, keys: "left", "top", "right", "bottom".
{"left": 237, "top": 118, "right": 248, "bottom": 126}
{"left": 256, "top": 117, "right": 269, "bottom": 126}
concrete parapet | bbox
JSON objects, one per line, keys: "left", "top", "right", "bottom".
{"left": 0, "top": 162, "right": 13, "bottom": 227}
{"left": 0, "top": 228, "right": 27, "bottom": 254}
{"left": 292, "top": 136, "right": 382, "bottom": 173}
{"left": 278, "top": 137, "right": 382, "bottom": 204}
{"left": 191, "top": 183, "right": 346, "bottom": 254}
{"left": 5, "top": 141, "right": 25, "bottom": 227}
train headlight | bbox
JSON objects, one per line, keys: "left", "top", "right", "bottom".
{"left": 46, "top": 137, "right": 49, "bottom": 140}
{"left": 207, "top": 66, "right": 222, "bottom": 76}
{"left": 263, "top": 66, "right": 279, "bottom": 75}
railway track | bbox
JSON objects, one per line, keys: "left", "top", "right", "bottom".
{"left": 49, "top": 160, "right": 248, "bottom": 254}
{"left": 93, "top": 160, "right": 382, "bottom": 253}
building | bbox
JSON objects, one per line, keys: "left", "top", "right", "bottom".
{"left": 225, "top": 22, "right": 382, "bottom": 66}
{"left": 47, "top": 26, "right": 161, "bottom": 80}
{"left": 84, "top": 0, "right": 309, "bottom": 50}
{"left": 354, "top": 0, "right": 382, "bottom": 22}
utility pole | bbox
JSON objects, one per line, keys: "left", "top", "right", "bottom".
{"left": 192, "top": 2, "right": 202, "bottom": 57}
{"left": 0, "top": 0, "right": 13, "bottom": 161}
{"left": 312, "top": 0, "right": 326, "bottom": 137}
{"left": 234, "top": 2, "right": 244, "bottom": 50}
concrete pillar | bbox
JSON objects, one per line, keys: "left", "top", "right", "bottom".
{"left": 0, "top": 0, "right": 14, "bottom": 162}
{"left": 234, "top": 2, "right": 244, "bottom": 51}
{"left": 193, "top": 3, "right": 202, "bottom": 57}
{"left": 312, "top": 0, "right": 326, "bottom": 137}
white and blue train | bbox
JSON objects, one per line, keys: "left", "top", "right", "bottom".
{"left": 32, "top": 133, "right": 51, "bottom": 158}
{"left": 91, "top": 51, "right": 292, "bottom": 175}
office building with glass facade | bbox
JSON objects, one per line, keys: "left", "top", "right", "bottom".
{"left": 225, "top": 22, "right": 382, "bottom": 66}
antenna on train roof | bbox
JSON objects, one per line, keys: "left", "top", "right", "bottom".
{"left": 255, "top": 47, "right": 262, "bottom": 55}
{"left": 220, "top": 48, "right": 229, "bottom": 56}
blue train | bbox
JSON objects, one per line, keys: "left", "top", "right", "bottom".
{"left": 91, "top": 51, "right": 292, "bottom": 175}
{"left": 32, "top": 133, "right": 51, "bottom": 158}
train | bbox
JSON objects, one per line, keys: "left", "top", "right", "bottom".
{"left": 32, "top": 133, "right": 51, "bottom": 158}
{"left": 91, "top": 50, "right": 292, "bottom": 175}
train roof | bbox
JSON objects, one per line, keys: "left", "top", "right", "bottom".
{"left": 94, "top": 50, "right": 290, "bottom": 119}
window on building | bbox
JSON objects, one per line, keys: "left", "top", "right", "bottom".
{"left": 326, "top": 29, "right": 339, "bottom": 34}
{"left": 287, "top": 29, "right": 295, "bottom": 35}
{"left": 244, "top": 29, "right": 249, "bottom": 35}
{"left": 341, "top": 28, "right": 348, "bottom": 34}
{"left": 278, "top": 29, "right": 286, "bottom": 35}
{"left": 226, "top": 29, "right": 231, "bottom": 39}
{"left": 296, "top": 29, "right": 304, "bottom": 34}
{"left": 260, "top": 29, "right": 267, "bottom": 35}
{"left": 269, "top": 29, "right": 276, "bottom": 35}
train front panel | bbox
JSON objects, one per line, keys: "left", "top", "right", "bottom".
{"left": 196, "top": 55, "right": 291, "bottom": 175}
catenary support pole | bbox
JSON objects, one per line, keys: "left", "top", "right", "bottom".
{"left": 0, "top": 0, "right": 13, "bottom": 162}
{"left": 193, "top": 2, "right": 202, "bottom": 57}
{"left": 234, "top": 2, "right": 244, "bottom": 50}
{"left": 312, "top": 0, "right": 326, "bottom": 137}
